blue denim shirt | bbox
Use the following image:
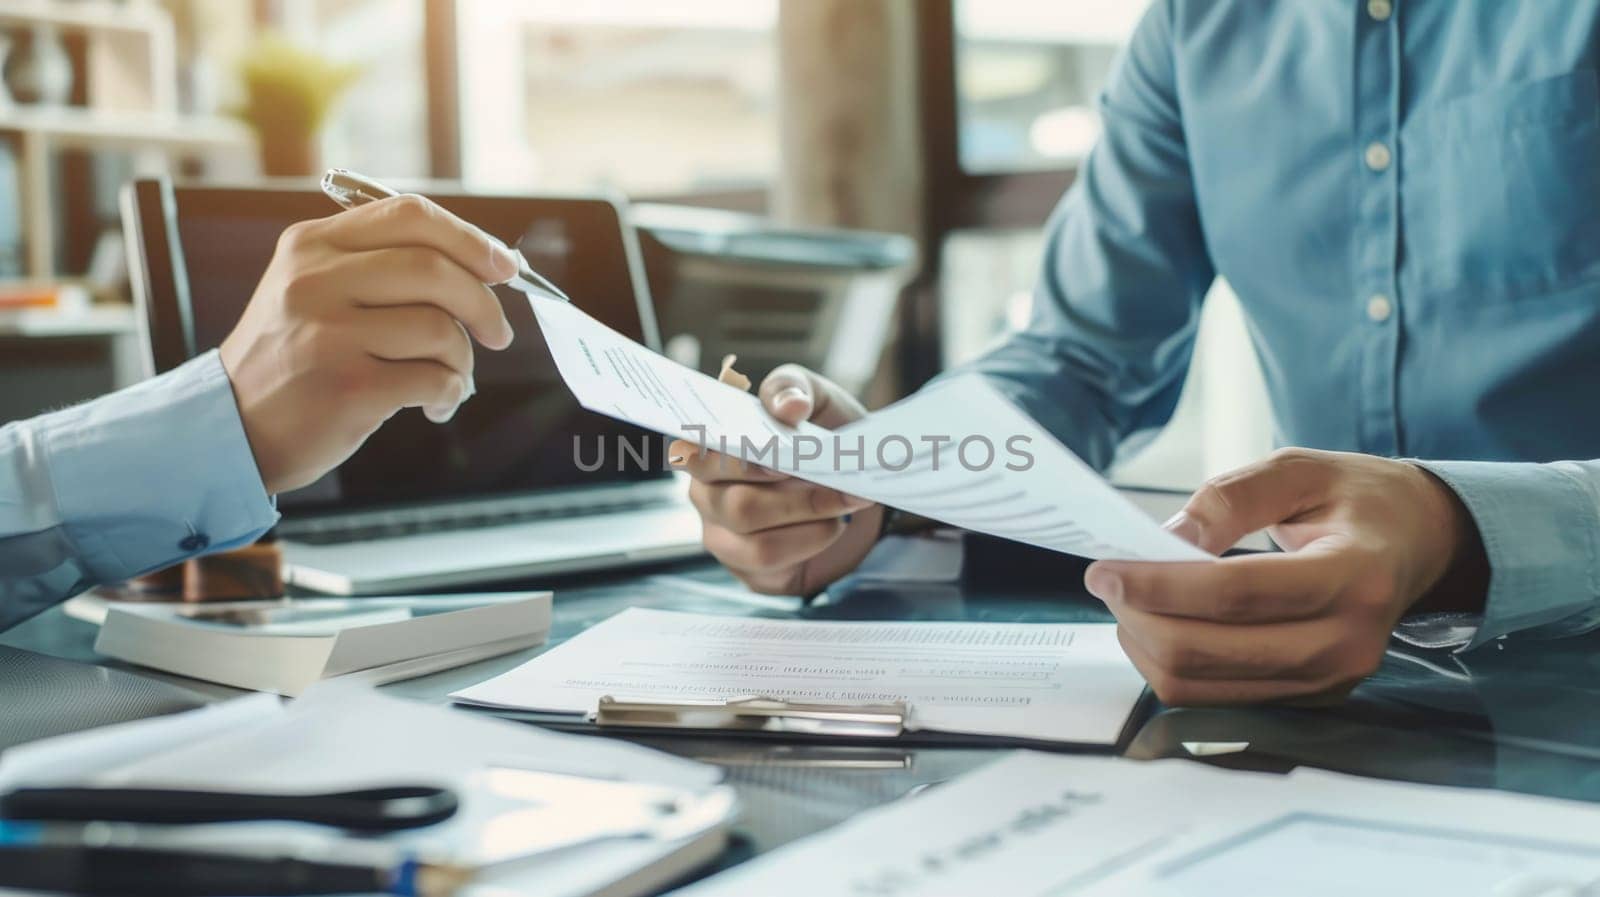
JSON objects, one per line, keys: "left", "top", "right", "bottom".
{"left": 0, "top": 351, "right": 279, "bottom": 627}
{"left": 958, "top": 0, "right": 1600, "bottom": 648}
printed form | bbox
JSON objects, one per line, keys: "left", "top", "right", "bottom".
{"left": 530, "top": 295, "right": 1208, "bottom": 562}
{"left": 670, "top": 752, "right": 1600, "bottom": 897}
{"left": 451, "top": 608, "right": 1148, "bottom": 745}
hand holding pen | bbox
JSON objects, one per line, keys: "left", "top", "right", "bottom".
{"left": 217, "top": 175, "right": 522, "bottom": 494}
{"left": 321, "top": 169, "right": 572, "bottom": 304}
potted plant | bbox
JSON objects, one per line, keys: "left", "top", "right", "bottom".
{"left": 233, "top": 34, "right": 360, "bottom": 177}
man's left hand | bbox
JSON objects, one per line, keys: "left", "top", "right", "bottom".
{"left": 1084, "top": 448, "right": 1488, "bottom": 706}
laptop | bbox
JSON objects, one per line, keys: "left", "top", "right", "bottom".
{"left": 121, "top": 179, "right": 704, "bottom": 594}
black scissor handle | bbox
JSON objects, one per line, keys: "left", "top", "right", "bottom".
{"left": 0, "top": 784, "right": 459, "bottom": 832}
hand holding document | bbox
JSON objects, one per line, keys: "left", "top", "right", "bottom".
{"left": 452, "top": 608, "right": 1148, "bottom": 745}
{"left": 529, "top": 295, "right": 1208, "bottom": 562}
{"left": 673, "top": 751, "right": 1600, "bottom": 897}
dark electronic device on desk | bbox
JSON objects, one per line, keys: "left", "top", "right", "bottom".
{"left": 121, "top": 180, "right": 703, "bottom": 595}
{"left": 633, "top": 203, "right": 917, "bottom": 396}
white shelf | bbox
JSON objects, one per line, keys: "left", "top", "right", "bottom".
{"left": 0, "top": 107, "right": 253, "bottom": 151}
{"left": 0, "top": 0, "right": 168, "bottom": 36}
{"left": 0, "top": 304, "right": 138, "bottom": 338}
{"left": 0, "top": 0, "right": 209, "bottom": 284}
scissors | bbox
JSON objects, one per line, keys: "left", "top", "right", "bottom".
{"left": 0, "top": 784, "right": 459, "bottom": 833}
{"left": 320, "top": 168, "right": 573, "bottom": 305}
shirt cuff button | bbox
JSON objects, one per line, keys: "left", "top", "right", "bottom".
{"left": 179, "top": 533, "right": 211, "bottom": 552}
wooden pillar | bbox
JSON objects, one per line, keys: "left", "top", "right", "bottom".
{"left": 18, "top": 132, "right": 53, "bottom": 278}
{"left": 774, "top": 0, "right": 925, "bottom": 245}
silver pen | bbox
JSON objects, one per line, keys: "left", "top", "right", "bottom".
{"left": 320, "top": 168, "right": 573, "bottom": 304}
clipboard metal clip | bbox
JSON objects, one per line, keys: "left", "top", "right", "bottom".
{"left": 592, "top": 695, "right": 908, "bottom": 738}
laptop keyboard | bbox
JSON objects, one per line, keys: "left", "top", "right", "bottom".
{"left": 287, "top": 498, "right": 666, "bottom": 546}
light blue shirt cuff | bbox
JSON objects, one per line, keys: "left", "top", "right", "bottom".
{"left": 1405, "top": 460, "right": 1600, "bottom": 651}
{"left": 48, "top": 350, "right": 280, "bottom": 580}
{"left": 0, "top": 350, "right": 279, "bottom": 619}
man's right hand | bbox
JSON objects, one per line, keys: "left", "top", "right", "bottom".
{"left": 220, "top": 194, "right": 519, "bottom": 494}
{"left": 670, "top": 364, "right": 882, "bottom": 595}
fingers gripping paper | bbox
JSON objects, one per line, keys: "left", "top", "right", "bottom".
{"left": 530, "top": 296, "right": 1209, "bottom": 562}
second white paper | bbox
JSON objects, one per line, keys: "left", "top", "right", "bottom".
{"left": 451, "top": 608, "right": 1149, "bottom": 745}
{"left": 670, "top": 751, "right": 1600, "bottom": 897}
{"left": 530, "top": 295, "right": 1208, "bottom": 563}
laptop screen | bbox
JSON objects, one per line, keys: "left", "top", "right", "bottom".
{"left": 164, "top": 188, "right": 668, "bottom": 515}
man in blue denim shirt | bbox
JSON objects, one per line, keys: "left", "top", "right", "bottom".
{"left": 678, "top": 2, "right": 1600, "bottom": 704}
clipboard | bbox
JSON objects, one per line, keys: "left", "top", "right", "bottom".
{"left": 464, "top": 691, "right": 1158, "bottom": 754}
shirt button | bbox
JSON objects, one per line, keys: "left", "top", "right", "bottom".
{"left": 179, "top": 533, "right": 212, "bottom": 552}
{"left": 1367, "top": 294, "right": 1393, "bottom": 323}
{"left": 1364, "top": 141, "right": 1392, "bottom": 172}
{"left": 1367, "top": 0, "right": 1393, "bottom": 21}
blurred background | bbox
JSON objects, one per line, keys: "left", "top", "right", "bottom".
{"left": 0, "top": 0, "right": 1272, "bottom": 490}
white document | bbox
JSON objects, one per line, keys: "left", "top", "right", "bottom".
{"left": 530, "top": 295, "right": 1208, "bottom": 562}
{"left": 451, "top": 608, "right": 1148, "bottom": 745}
{"left": 0, "top": 686, "right": 735, "bottom": 897}
{"left": 672, "top": 752, "right": 1600, "bottom": 897}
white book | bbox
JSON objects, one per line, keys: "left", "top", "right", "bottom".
{"left": 93, "top": 593, "right": 551, "bottom": 695}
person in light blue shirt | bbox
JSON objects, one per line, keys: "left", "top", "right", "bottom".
{"left": 0, "top": 195, "right": 520, "bottom": 625}
{"left": 675, "top": 1, "right": 1600, "bottom": 704}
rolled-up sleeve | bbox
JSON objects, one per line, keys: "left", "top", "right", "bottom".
{"left": 949, "top": 0, "right": 1216, "bottom": 472}
{"left": 0, "top": 350, "right": 279, "bottom": 626}
{"left": 1404, "top": 460, "right": 1600, "bottom": 650}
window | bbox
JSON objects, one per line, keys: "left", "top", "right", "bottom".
{"left": 929, "top": 0, "right": 1271, "bottom": 487}
{"left": 455, "top": 0, "right": 778, "bottom": 196}
{"left": 286, "top": 0, "right": 432, "bottom": 179}
{"left": 937, "top": 1, "right": 1149, "bottom": 367}
{"left": 954, "top": 0, "right": 1145, "bottom": 173}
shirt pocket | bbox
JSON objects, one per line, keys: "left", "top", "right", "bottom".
{"left": 1400, "top": 69, "right": 1600, "bottom": 302}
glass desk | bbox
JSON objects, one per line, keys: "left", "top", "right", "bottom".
{"left": 4, "top": 528, "right": 1599, "bottom": 888}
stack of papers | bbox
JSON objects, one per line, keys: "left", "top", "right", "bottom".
{"left": 673, "top": 751, "right": 1600, "bottom": 897}
{"left": 529, "top": 294, "right": 1209, "bottom": 563}
{"left": 86, "top": 593, "right": 551, "bottom": 695}
{"left": 0, "top": 686, "right": 739, "bottom": 897}
{"left": 452, "top": 608, "right": 1148, "bottom": 745}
